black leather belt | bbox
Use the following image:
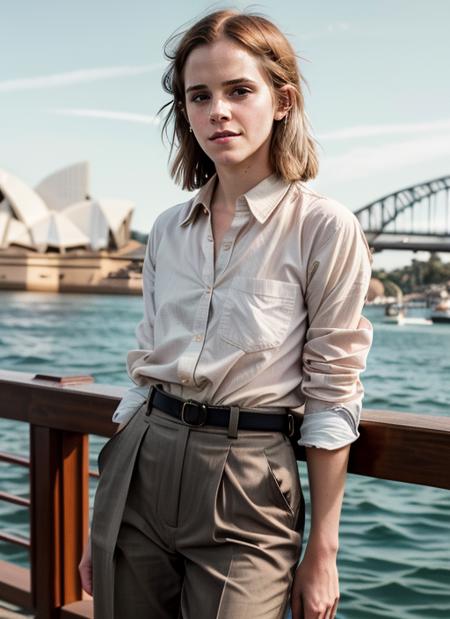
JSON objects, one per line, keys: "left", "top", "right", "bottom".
{"left": 145, "top": 384, "right": 296, "bottom": 437}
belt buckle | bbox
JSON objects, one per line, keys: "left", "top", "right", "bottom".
{"left": 287, "top": 413, "right": 295, "bottom": 437}
{"left": 181, "top": 399, "right": 208, "bottom": 427}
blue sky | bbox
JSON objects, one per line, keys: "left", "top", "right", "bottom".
{"left": 2, "top": 0, "right": 450, "bottom": 270}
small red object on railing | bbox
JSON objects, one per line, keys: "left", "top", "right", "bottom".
{"left": 32, "top": 374, "right": 94, "bottom": 385}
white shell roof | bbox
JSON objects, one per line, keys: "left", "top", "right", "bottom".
{"left": 95, "top": 199, "right": 134, "bottom": 230}
{"left": 0, "top": 169, "right": 48, "bottom": 226}
{"left": 5, "top": 218, "right": 35, "bottom": 249}
{"left": 0, "top": 211, "right": 10, "bottom": 247}
{"left": 35, "top": 161, "right": 90, "bottom": 211}
{"left": 0, "top": 162, "right": 135, "bottom": 253}
{"left": 64, "top": 200, "right": 110, "bottom": 250}
{"left": 95, "top": 198, "right": 133, "bottom": 247}
{"left": 30, "top": 212, "right": 90, "bottom": 251}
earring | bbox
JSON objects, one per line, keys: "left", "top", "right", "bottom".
{"left": 189, "top": 125, "right": 193, "bottom": 133}
{"left": 283, "top": 114, "right": 288, "bottom": 126}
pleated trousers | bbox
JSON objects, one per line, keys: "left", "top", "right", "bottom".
{"left": 91, "top": 399, "right": 305, "bottom": 619}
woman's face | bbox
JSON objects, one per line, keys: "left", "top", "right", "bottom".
{"left": 183, "top": 37, "right": 283, "bottom": 174}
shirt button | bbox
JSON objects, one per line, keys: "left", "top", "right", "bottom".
{"left": 194, "top": 334, "right": 203, "bottom": 342}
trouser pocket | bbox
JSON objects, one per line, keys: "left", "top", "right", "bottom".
{"left": 263, "top": 436, "right": 302, "bottom": 521}
{"left": 97, "top": 400, "right": 147, "bottom": 474}
{"left": 216, "top": 434, "right": 303, "bottom": 532}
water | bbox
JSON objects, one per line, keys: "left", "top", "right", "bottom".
{"left": 0, "top": 291, "right": 449, "bottom": 618}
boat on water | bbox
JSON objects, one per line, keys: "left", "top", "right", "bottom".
{"left": 430, "top": 300, "right": 450, "bottom": 324}
{"left": 384, "top": 302, "right": 433, "bottom": 326}
{"left": 384, "top": 302, "right": 404, "bottom": 323}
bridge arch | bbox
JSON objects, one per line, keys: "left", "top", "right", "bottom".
{"left": 354, "top": 175, "right": 450, "bottom": 252}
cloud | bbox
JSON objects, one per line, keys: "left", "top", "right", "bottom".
{"left": 326, "top": 22, "right": 350, "bottom": 33}
{"left": 318, "top": 119, "right": 450, "bottom": 141}
{"left": 321, "top": 133, "right": 450, "bottom": 182}
{"left": 299, "top": 22, "right": 350, "bottom": 41}
{"left": 0, "top": 64, "right": 165, "bottom": 92}
{"left": 50, "top": 108, "right": 161, "bottom": 125}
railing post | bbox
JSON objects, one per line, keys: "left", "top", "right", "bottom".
{"left": 30, "top": 425, "right": 89, "bottom": 618}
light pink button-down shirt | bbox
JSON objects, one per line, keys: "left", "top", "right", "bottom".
{"left": 112, "top": 172, "right": 374, "bottom": 450}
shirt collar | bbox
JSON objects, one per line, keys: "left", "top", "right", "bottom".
{"left": 179, "top": 172, "right": 292, "bottom": 227}
{"left": 179, "top": 174, "right": 217, "bottom": 227}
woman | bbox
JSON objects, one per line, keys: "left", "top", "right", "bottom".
{"left": 79, "top": 8, "right": 373, "bottom": 619}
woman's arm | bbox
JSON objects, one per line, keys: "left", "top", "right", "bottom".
{"left": 111, "top": 217, "right": 159, "bottom": 427}
{"left": 291, "top": 445, "right": 349, "bottom": 619}
{"left": 305, "top": 445, "right": 349, "bottom": 551}
{"left": 290, "top": 202, "right": 374, "bottom": 618}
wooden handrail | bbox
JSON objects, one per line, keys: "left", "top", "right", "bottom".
{"left": 0, "top": 491, "right": 30, "bottom": 508}
{"left": 0, "top": 450, "right": 99, "bottom": 480}
{"left": 0, "top": 368, "right": 449, "bottom": 618}
{"left": 0, "top": 452, "right": 30, "bottom": 467}
{"left": 0, "top": 559, "right": 31, "bottom": 609}
{"left": 1, "top": 369, "right": 449, "bottom": 488}
{"left": 0, "top": 532, "right": 30, "bottom": 549}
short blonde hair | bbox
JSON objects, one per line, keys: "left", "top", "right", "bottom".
{"left": 158, "top": 9, "right": 319, "bottom": 191}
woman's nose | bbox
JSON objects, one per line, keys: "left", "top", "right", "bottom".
{"left": 209, "top": 98, "right": 231, "bottom": 122}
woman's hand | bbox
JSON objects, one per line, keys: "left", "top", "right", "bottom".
{"left": 78, "top": 536, "right": 93, "bottom": 596}
{"left": 78, "top": 421, "right": 128, "bottom": 595}
{"left": 290, "top": 540, "right": 340, "bottom": 619}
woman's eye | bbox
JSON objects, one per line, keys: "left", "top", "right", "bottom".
{"left": 190, "top": 87, "right": 251, "bottom": 103}
{"left": 232, "top": 87, "right": 251, "bottom": 96}
{"left": 191, "top": 93, "right": 209, "bottom": 102}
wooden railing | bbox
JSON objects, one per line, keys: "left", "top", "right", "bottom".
{"left": 0, "top": 368, "right": 449, "bottom": 618}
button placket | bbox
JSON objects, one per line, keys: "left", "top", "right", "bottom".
{"left": 177, "top": 206, "right": 249, "bottom": 387}
{"left": 187, "top": 210, "right": 250, "bottom": 386}
{"left": 176, "top": 216, "right": 214, "bottom": 387}
{"left": 177, "top": 285, "right": 213, "bottom": 385}
{"left": 214, "top": 210, "right": 249, "bottom": 277}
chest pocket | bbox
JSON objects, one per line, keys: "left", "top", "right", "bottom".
{"left": 218, "top": 276, "right": 299, "bottom": 353}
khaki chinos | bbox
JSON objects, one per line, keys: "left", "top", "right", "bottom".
{"left": 91, "top": 393, "right": 305, "bottom": 619}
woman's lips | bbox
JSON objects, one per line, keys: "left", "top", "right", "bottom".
{"left": 210, "top": 134, "right": 241, "bottom": 143}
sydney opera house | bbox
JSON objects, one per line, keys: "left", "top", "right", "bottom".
{"left": 0, "top": 162, "right": 145, "bottom": 293}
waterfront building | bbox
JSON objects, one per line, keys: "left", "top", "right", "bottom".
{"left": 0, "top": 162, "right": 144, "bottom": 293}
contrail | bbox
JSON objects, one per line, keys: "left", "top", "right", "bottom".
{"left": 0, "top": 64, "right": 165, "bottom": 92}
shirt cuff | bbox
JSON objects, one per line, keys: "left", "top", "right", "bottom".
{"left": 111, "top": 385, "right": 150, "bottom": 424}
{"left": 297, "top": 398, "right": 362, "bottom": 450}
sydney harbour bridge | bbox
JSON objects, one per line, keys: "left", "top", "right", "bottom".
{"left": 354, "top": 175, "right": 450, "bottom": 253}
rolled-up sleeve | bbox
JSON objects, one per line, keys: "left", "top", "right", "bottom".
{"left": 298, "top": 202, "right": 374, "bottom": 450}
{"left": 111, "top": 384, "right": 150, "bottom": 424}
{"left": 126, "top": 224, "right": 157, "bottom": 380}
{"left": 111, "top": 223, "right": 157, "bottom": 423}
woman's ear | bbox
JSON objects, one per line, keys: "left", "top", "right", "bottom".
{"left": 274, "top": 85, "right": 294, "bottom": 121}
{"left": 177, "top": 100, "right": 189, "bottom": 123}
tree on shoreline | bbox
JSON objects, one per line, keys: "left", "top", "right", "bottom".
{"left": 373, "top": 253, "right": 450, "bottom": 294}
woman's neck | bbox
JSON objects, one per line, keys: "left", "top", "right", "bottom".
{"left": 212, "top": 164, "right": 274, "bottom": 213}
